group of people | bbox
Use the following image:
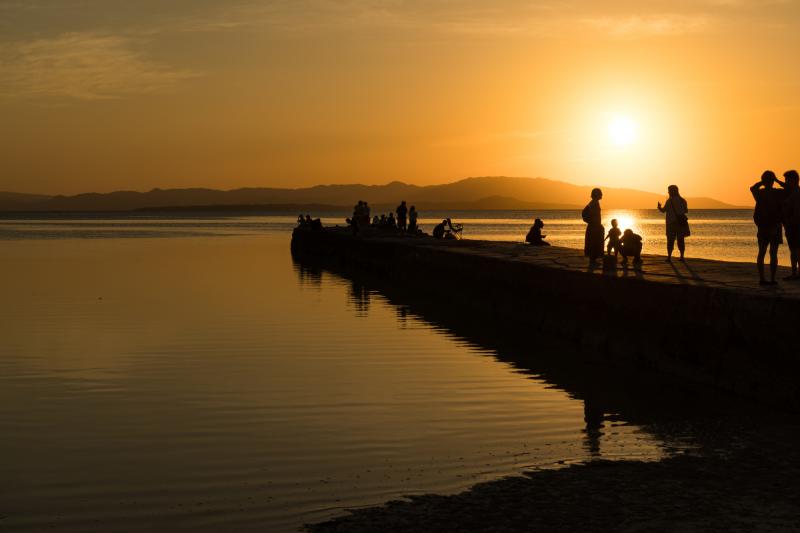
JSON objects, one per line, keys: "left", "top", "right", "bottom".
{"left": 750, "top": 170, "right": 800, "bottom": 285}
{"left": 296, "top": 214, "right": 322, "bottom": 230}
{"left": 581, "top": 186, "right": 687, "bottom": 267}
{"left": 346, "top": 200, "right": 420, "bottom": 234}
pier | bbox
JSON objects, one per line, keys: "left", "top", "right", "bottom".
{"left": 292, "top": 227, "right": 800, "bottom": 409}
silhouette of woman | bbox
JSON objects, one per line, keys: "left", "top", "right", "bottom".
{"left": 657, "top": 185, "right": 689, "bottom": 262}
{"left": 582, "top": 188, "right": 604, "bottom": 264}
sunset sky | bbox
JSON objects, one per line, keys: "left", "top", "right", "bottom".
{"left": 1, "top": 0, "right": 799, "bottom": 204}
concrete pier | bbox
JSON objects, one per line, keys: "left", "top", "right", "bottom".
{"left": 291, "top": 227, "right": 800, "bottom": 408}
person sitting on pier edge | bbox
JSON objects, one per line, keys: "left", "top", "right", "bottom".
{"left": 396, "top": 201, "right": 408, "bottom": 231}
{"left": 372, "top": 214, "right": 380, "bottom": 226}
{"left": 782, "top": 170, "right": 800, "bottom": 280}
{"left": 408, "top": 206, "right": 418, "bottom": 233}
{"left": 605, "top": 219, "right": 621, "bottom": 257}
{"left": 619, "top": 229, "right": 643, "bottom": 265}
{"left": 751, "top": 170, "right": 786, "bottom": 285}
{"left": 582, "top": 188, "right": 604, "bottom": 265}
{"left": 387, "top": 212, "right": 397, "bottom": 229}
{"left": 658, "top": 184, "right": 690, "bottom": 262}
{"left": 525, "top": 218, "right": 550, "bottom": 246}
{"left": 297, "top": 214, "right": 307, "bottom": 227}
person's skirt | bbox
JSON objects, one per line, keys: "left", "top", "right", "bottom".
{"left": 584, "top": 224, "right": 605, "bottom": 259}
{"left": 666, "top": 220, "right": 690, "bottom": 239}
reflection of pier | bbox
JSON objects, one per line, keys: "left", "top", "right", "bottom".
{"left": 292, "top": 227, "right": 800, "bottom": 409}
{"left": 293, "top": 242, "right": 762, "bottom": 457}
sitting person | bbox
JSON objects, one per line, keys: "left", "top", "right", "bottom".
{"left": 619, "top": 229, "right": 643, "bottom": 264}
{"left": 298, "top": 214, "right": 307, "bottom": 227}
{"left": 605, "top": 219, "right": 621, "bottom": 257}
{"left": 387, "top": 212, "right": 397, "bottom": 229}
{"left": 433, "top": 219, "right": 448, "bottom": 239}
{"left": 372, "top": 215, "right": 380, "bottom": 226}
{"left": 525, "top": 218, "right": 550, "bottom": 246}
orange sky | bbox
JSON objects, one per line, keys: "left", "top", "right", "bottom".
{"left": 1, "top": 0, "right": 799, "bottom": 204}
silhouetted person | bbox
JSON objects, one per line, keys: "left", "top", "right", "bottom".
{"left": 372, "top": 215, "right": 380, "bottom": 226}
{"left": 582, "top": 188, "right": 604, "bottom": 265}
{"left": 433, "top": 219, "right": 448, "bottom": 239}
{"left": 525, "top": 218, "right": 550, "bottom": 246}
{"left": 751, "top": 170, "right": 786, "bottom": 285}
{"left": 782, "top": 170, "right": 800, "bottom": 280}
{"left": 387, "top": 212, "right": 397, "bottom": 229}
{"left": 297, "top": 214, "right": 306, "bottom": 227}
{"left": 363, "top": 201, "right": 371, "bottom": 226}
{"left": 605, "top": 219, "right": 621, "bottom": 257}
{"left": 379, "top": 214, "right": 387, "bottom": 227}
{"left": 396, "top": 201, "right": 408, "bottom": 231}
{"left": 658, "top": 184, "right": 689, "bottom": 262}
{"left": 619, "top": 229, "right": 643, "bottom": 265}
{"left": 408, "top": 206, "right": 418, "bottom": 233}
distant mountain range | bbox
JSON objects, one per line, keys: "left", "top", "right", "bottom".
{"left": 0, "top": 177, "right": 741, "bottom": 212}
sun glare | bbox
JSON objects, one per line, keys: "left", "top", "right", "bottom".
{"left": 608, "top": 116, "right": 638, "bottom": 146}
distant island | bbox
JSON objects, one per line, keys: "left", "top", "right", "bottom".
{"left": 0, "top": 177, "right": 743, "bottom": 212}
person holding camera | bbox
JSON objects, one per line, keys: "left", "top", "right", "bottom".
{"left": 751, "top": 170, "right": 786, "bottom": 285}
{"left": 657, "top": 184, "right": 689, "bottom": 262}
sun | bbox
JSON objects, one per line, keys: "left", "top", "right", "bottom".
{"left": 608, "top": 116, "right": 638, "bottom": 146}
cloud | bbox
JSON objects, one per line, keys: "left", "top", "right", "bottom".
{"left": 582, "top": 14, "right": 712, "bottom": 38}
{"left": 0, "top": 32, "right": 198, "bottom": 100}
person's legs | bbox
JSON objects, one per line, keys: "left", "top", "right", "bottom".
{"left": 769, "top": 241, "right": 779, "bottom": 283}
{"left": 666, "top": 233, "right": 675, "bottom": 261}
{"left": 677, "top": 236, "right": 685, "bottom": 260}
{"left": 757, "top": 239, "right": 768, "bottom": 283}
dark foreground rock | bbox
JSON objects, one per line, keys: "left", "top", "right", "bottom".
{"left": 307, "top": 440, "right": 800, "bottom": 532}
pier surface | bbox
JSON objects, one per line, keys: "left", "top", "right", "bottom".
{"left": 292, "top": 227, "right": 800, "bottom": 407}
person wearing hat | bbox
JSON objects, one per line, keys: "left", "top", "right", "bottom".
{"left": 750, "top": 170, "right": 787, "bottom": 285}
{"left": 782, "top": 170, "right": 800, "bottom": 280}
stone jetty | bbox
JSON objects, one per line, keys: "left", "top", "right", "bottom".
{"left": 291, "top": 227, "right": 800, "bottom": 409}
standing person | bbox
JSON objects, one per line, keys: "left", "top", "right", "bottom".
{"left": 751, "top": 170, "right": 786, "bottom": 285}
{"left": 362, "top": 201, "right": 371, "bottom": 227}
{"left": 396, "top": 201, "right": 408, "bottom": 231}
{"left": 605, "top": 219, "right": 621, "bottom": 257}
{"left": 657, "top": 185, "right": 690, "bottom": 262}
{"left": 582, "top": 188, "right": 604, "bottom": 265}
{"left": 782, "top": 170, "right": 800, "bottom": 280}
{"left": 408, "top": 205, "right": 418, "bottom": 233}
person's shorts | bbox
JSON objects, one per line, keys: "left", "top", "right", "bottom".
{"left": 757, "top": 224, "right": 783, "bottom": 246}
{"left": 785, "top": 224, "right": 800, "bottom": 249}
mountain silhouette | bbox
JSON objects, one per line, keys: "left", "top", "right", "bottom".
{"left": 0, "top": 177, "right": 740, "bottom": 212}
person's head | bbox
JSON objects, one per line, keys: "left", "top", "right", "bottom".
{"left": 442, "top": 219, "right": 448, "bottom": 225}
{"left": 611, "top": 218, "right": 618, "bottom": 228}
{"left": 389, "top": 212, "right": 394, "bottom": 218}
{"left": 401, "top": 200, "right": 406, "bottom": 206}
{"left": 668, "top": 185, "right": 679, "bottom": 197}
{"left": 410, "top": 205, "right": 416, "bottom": 211}
{"left": 306, "top": 214, "right": 312, "bottom": 220}
{"left": 623, "top": 228, "right": 633, "bottom": 237}
{"left": 761, "top": 170, "right": 777, "bottom": 187}
{"left": 784, "top": 170, "right": 799, "bottom": 187}
{"left": 591, "top": 188, "right": 603, "bottom": 200}
{"left": 534, "top": 218, "right": 543, "bottom": 228}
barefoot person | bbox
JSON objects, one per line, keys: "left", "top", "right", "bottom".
{"left": 751, "top": 170, "right": 786, "bottom": 285}
{"left": 782, "top": 170, "right": 800, "bottom": 280}
{"left": 582, "top": 188, "right": 604, "bottom": 265}
{"left": 657, "top": 185, "right": 689, "bottom": 262}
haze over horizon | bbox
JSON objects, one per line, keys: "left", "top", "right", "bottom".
{"left": 3, "top": 1, "right": 800, "bottom": 205}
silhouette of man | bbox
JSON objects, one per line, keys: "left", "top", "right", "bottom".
{"left": 782, "top": 170, "right": 800, "bottom": 280}
{"left": 396, "top": 201, "right": 408, "bottom": 231}
{"left": 751, "top": 170, "right": 786, "bottom": 285}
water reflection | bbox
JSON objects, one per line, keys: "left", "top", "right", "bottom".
{"left": 292, "top": 250, "right": 762, "bottom": 459}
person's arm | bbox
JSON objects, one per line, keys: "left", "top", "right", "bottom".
{"left": 657, "top": 201, "right": 666, "bottom": 213}
{"left": 751, "top": 182, "right": 762, "bottom": 202}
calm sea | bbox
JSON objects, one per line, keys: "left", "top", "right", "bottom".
{"left": 0, "top": 211, "right": 769, "bottom": 531}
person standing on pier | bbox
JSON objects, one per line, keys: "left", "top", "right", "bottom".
{"left": 582, "top": 188, "right": 604, "bottom": 265}
{"left": 657, "top": 185, "right": 690, "bottom": 262}
{"left": 782, "top": 170, "right": 800, "bottom": 280}
{"left": 396, "top": 201, "right": 408, "bottom": 231}
{"left": 408, "top": 205, "right": 418, "bottom": 233}
{"left": 751, "top": 170, "right": 786, "bottom": 286}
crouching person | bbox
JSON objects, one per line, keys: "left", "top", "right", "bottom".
{"left": 619, "top": 229, "right": 643, "bottom": 265}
